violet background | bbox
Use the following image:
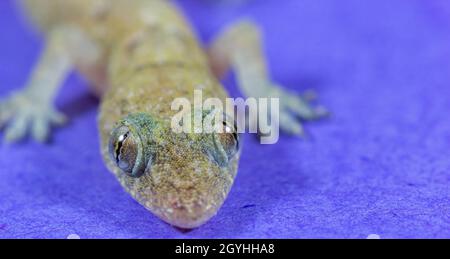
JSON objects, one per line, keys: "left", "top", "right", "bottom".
{"left": 1, "top": 0, "right": 450, "bottom": 238}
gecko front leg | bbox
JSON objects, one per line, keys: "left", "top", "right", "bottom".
{"left": 0, "top": 27, "right": 72, "bottom": 143}
{"left": 209, "top": 20, "right": 328, "bottom": 135}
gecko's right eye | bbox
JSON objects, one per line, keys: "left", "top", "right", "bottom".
{"left": 108, "top": 125, "right": 148, "bottom": 178}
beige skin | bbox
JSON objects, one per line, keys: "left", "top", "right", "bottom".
{"left": 0, "top": 0, "right": 326, "bottom": 228}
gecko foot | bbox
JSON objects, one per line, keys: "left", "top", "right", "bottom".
{"left": 269, "top": 85, "right": 328, "bottom": 135}
{"left": 0, "top": 90, "right": 67, "bottom": 143}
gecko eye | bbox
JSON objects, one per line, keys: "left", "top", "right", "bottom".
{"left": 207, "top": 115, "right": 240, "bottom": 167}
{"left": 108, "top": 125, "right": 148, "bottom": 178}
{"left": 218, "top": 119, "right": 240, "bottom": 160}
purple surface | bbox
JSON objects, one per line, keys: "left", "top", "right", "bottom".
{"left": 1, "top": 0, "right": 450, "bottom": 239}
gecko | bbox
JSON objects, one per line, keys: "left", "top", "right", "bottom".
{"left": 0, "top": 0, "right": 327, "bottom": 228}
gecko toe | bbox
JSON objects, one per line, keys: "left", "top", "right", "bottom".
{"left": 279, "top": 111, "right": 305, "bottom": 136}
{"left": 51, "top": 111, "right": 67, "bottom": 126}
{"left": 4, "top": 113, "right": 29, "bottom": 143}
{"left": 0, "top": 91, "right": 68, "bottom": 143}
{"left": 283, "top": 91, "right": 328, "bottom": 121}
{"left": 0, "top": 109, "right": 12, "bottom": 130}
{"left": 31, "top": 117, "right": 50, "bottom": 143}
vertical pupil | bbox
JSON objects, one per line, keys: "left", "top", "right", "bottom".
{"left": 223, "top": 121, "right": 238, "bottom": 142}
{"left": 115, "top": 133, "right": 129, "bottom": 164}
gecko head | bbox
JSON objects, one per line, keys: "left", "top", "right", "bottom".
{"left": 107, "top": 111, "right": 240, "bottom": 228}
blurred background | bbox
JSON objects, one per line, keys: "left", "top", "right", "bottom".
{"left": 0, "top": 0, "right": 450, "bottom": 238}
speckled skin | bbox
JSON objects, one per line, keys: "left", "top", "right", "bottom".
{"left": 20, "top": 0, "right": 239, "bottom": 228}
{"left": 15, "top": 0, "right": 326, "bottom": 228}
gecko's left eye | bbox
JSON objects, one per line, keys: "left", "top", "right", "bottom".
{"left": 218, "top": 119, "right": 240, "bottom": 160}
{"left": 108, "top": 125, "right": 148, "bottom": 178}
{"left": 206, "top": 114, "right": 240, "bottom": 168}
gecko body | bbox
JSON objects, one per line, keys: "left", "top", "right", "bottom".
{"left": 1, "top": 0, "right": 326, "bottom": 228}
